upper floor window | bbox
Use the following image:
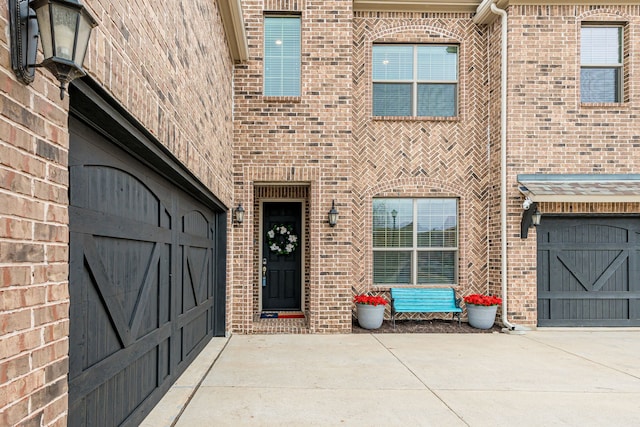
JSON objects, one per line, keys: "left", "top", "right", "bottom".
{"left": 581, "top": 25, "right": 622, "bottom": 103}
{"left": 372, "top": 44, "right": 458, "bottom": 117}
{"left": 264, "top": 16, "right": 301, "bottom": 97}
{"left": 372, "top": 198, "right": 458, "bottom": 285}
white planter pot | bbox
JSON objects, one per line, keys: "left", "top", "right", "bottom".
{"left": 466, "top": 304, "right": 498, "bottom": 329}
{"left": 356, "top": 303, "right": 385, "bottom": 329}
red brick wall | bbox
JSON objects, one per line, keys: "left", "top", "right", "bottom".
{"left": 351, "top": 11, "right": 490, "bottom": 312}
{"left": 487, "top": 10, "right": 507, "bottom": 321}
{"left": 503, "top": 4, "right": 640, "bottom": 326}
{"left": 232, "top": 0, "right": 353, "bottom": 333}
{"left": 0, "top": 0, "right": 235, "bottom": 424}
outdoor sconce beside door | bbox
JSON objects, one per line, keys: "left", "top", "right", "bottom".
{"left": 9, "top": 0, "right": 98, "bottom": 100}
{"left": 520, "top": 197, "right": 542, "bottom": 238}
{"left": 328, "top": 200, "right": 339, "bottom": 227}
{"left": 233, "top": 203, "right": 245, "bottom": 225}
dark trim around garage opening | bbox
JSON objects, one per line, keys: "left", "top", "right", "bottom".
{"left": 69, "top": 78, "right": 226, "bottom": 212}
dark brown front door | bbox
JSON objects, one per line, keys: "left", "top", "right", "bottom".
{"left": 263, "top": 202, "right": 302, "bottom": 310}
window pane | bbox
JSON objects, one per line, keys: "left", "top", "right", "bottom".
{"left": 417, "top": 84, "right": 457, "bottom": 117}
{"left": 373, "top": 83, "right": 412, "bottom": 116}
{"left": 417, "top": 199, "right": 457, "bottom": 248}
{"left": 581, "top": 27, "right": 621, "bottom": 65}
{"left": 417, "top": 251, "right": 456, "bottom": 284}
{"left": 373, "top": 45, "right": 414, "bottom": 81}
{"left": 373, "top": 251, "right": 412, "bottom": 284}
{"left": 417, "top": 46, "right": 458, "bottom": 81}
{"left": 264, "top": 17, "right": 301, "bottom": 96}
{"left": 581, "top": 68, "right": 620, "bottom": 103}
{"left": 372, "top": 199, "right": 413, "bottom": 248}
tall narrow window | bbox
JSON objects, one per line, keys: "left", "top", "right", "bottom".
{"left": 372, "top": 198, "right": 458, "bottom": 285}
{"left": 372, "top": 45, "right": 458, "bottom": 117}
{"left": 581, "top": 25, "right": 623, "bottom": 103}
{"left": 264, "top": 16, "right": 301, "bottom": 97}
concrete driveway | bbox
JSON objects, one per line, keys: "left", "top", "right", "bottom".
{"left": 142, "top": 330, "right": 640, "bottom": 426}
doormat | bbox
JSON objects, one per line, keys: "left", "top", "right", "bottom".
{"left": 260, "top": 312, "right": 305, "bottom": 319}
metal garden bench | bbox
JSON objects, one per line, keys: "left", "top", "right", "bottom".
{"left": 390, "top": 287, "right": 463, "bottom": 328}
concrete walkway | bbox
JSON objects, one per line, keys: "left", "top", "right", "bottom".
{"left": 143, "top": 330, "right": 640, "bottom": 426}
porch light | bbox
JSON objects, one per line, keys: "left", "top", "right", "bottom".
{"left": 233, "top": 203, "right": 245, "bottom": 224}
{"left": 520, "top": 198, "right": 540, "bottom": 239}
{"left": 9, "top": 0, "right": 98, "bottom": 100}
{"left": 328, "top": 200, "right": 339, "bottom": 227}
{"left": 531, "top": 207, "right": 542, "bottom": 227}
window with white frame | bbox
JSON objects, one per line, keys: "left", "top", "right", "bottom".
{"left": 581, "top": 25, "right": 623, "bottom": 103}
{"left": 372, "top": 44, "right": 458, "bottom": 117}
{"left": 372, "top": 198, "right": 458, "bottom": 285}
{"left": 264, "top": 16, "right": 301, "bottom": 97}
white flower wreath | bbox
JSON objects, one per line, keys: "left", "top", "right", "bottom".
{"left": 267, "top": 224, "right": 299, "bottom": 255}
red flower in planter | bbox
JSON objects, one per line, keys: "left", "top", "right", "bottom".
{"left": 464, "top": 294, "right": 502, "bottom": 306}
{"left": 354, "top": 295, "right": 388, "bottom": 306}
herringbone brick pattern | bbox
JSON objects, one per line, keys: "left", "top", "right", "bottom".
{"left": 351, "top": 11, "right": 490, "bottom": 315}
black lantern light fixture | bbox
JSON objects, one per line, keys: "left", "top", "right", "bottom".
{"left": 233, "top": 203, "right": 245, "bottom": 224}
{"left": 520, "top": 197, "right": 542, "bottom": 238}
{"left": 9, "top": 0, "right": 98, "bottom": 100}
{"left": 531, "top": 207, "right": 542, "bottom": 227}
{"left": 328, "top": 200, "right": 339, "bottom": 227}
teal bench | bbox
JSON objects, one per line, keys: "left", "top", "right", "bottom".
{"left": 390, "top": 287, "right": 462, "bottom": 328}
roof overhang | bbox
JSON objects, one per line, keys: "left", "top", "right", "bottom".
{"left": 218, "top": 0, "right": 248, "bottom": 63}
{"left": 473, "top": 0, "right": 640, "bottom": 24}
{"left": 353, "top": 1, "right": 640, "bottom": 20}
{"left": 354, "top": 0, "right": 484, "bottom": 12}
{"left": 518, "top": 174, "right": 640, "bottom": 203}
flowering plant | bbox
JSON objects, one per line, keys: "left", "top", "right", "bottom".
{"left": 354, "top": 294, "right": 387, "bottom": 306}
{"left": 267, "top": 224, "right": 298, "bottom": 255}
{"left": 464, "top": 294, "right": 502, "bottom": 306}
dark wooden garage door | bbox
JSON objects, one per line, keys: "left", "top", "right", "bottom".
{"left": 68, "top": 117, "right": 222, "bottom": 426}
{"left": 537, "top": 216, "right": 640, "bottom": 326}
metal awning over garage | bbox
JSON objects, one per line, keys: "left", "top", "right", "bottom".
{"left": 518, "top": 174, "right": 640, "bottom": 202}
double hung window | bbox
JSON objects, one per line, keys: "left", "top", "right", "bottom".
{"left": 264, "top": 16, "right": 301, "bottom": 97}
{"left": 372, "top": 44, "right": 458, "bottom": 117}
{"left": 372, "top": 198, "right": 458, "bottom": 285}
{"left": 581, "top": 25, "right": 623, "bottom": 103}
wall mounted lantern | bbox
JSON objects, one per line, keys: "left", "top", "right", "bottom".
{"left": 233, "top": 203, "right": 245, "bottom": 224}
{"left": 520, "top": 197, "right": 542, "bottom": 238}
{"left": 328, "top": 200, "right": 339, "bottom": 227}
{"left": 531, "top": 207, "right": 542, "bottom": 227}
{"left": 9, "top": 0, "right": 98, "bottom": 100}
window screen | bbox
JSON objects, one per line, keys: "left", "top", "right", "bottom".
{"left": 373, "top": 198, "right": 458, "bottom": 285}
{"left": 581, "top": 26, "right": 622, "bottom": 103}
{"left": 373, "top": 45, "right": 458, "bottom": 117}
{"left": 264, "top": 16, "right": 301, "bottom": 97}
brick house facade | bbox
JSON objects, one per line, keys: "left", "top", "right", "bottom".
{"left": 0, "top": 0, "right": 239, "bottom": 424}
{"left": 2, "top": 0, "right": 640, "bottom": 425}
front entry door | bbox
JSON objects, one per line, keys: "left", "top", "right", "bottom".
{"left": 263, "top": 202, "right": 302, "bottom": 310}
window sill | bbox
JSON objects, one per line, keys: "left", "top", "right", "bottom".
{"left": 262, "top": 96, "right": 302, "bottom": 103}
{"left": 580, "top": 102, "right": 628, "bottom": 109}
{"left": 372, "top": 115, "right": 459, "bottom": 122}
{"left": 372, "top": 284, "right": 459, "bottom": 290}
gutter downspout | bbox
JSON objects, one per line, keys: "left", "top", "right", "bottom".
{"left": 474, "top": 1, "right": 529, "bottom": 333}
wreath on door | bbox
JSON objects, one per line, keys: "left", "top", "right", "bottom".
{"left": 267, "top": 224, "right": 299, "bottom": 255}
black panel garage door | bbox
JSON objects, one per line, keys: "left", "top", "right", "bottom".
{"left": 537, "top": 216, "right": 640, "bottom": 326}
{"left": 68, "top": 114, "right": 223, "bottom": 426}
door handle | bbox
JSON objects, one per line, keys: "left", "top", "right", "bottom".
{"left": 262, "top": 258, "right": 267, "bottom": 287}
